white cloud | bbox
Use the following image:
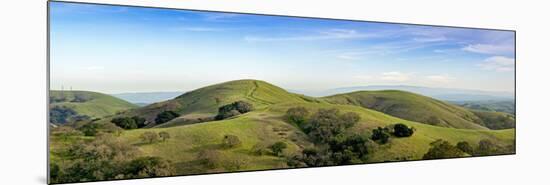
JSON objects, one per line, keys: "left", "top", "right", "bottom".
{"left": 412, "top": 36, "right": 447, "bottom": 43}
{"left": 462, "top": 44, "right": 514, "bottom": 55}
{"left": 478, "top": 56, "right": 515, "bottom": 72}
{"left": 381, "top": 71, "right": 411, "bottom": 82}
{"left": 425, "top": 74, "right": 454, "bottom": 83}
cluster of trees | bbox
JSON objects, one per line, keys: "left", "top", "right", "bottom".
{"left": 250, "top": 141, "right": 289, "bottom": 157}
{"left": 155, "top": 111, "right": 180, "bottom": 124}
{"left": 270, "top": 141, "right": 288, "bottom": 156}
{"left": 49, "top": 134, "right": 175, "bottom": 183}
{"left": 288, "top": 108, "right": 360, "bottom": 143}
{"left": 285, "top": 107, "right": 369, "bottom": 167}
{"left": 215, "top": 101, "right": 253, "bottom": 120}
{"left": 111, "top": 116, "right": 147, "bottom": 129}
{"left": 371, "top": 123, "right": 414, "bottom": 144}
{"left": 422, "top": 139, "right": 466, "bottom": 159}
{"left": 50, "top": 106, "right": 90, "bottom": 124}
{"left": 140, "top": 131, "right": 171, "bottom": 144}
{"left": 422, "top": 139, "right": 513, "bottom": 159}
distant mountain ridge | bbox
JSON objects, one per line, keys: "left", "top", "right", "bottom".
{"left": 294, "top": 85, "right": 514, "bottom": 101}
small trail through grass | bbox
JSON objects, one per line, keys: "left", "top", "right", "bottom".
{"left": 246, "top": 81, "right": 275, "bottom": 105}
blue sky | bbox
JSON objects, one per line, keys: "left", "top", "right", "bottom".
{"left": 50, "top": 2, "right": 515, "bottom": 94}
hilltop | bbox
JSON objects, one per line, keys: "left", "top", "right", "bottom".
{"left": 303, "top": 85, "right": 514, "bottom": 101}
{"left": 49, "top": 90, "right": 137, "bottom": 124}
{"left": 322, "top": 90, "right": 490, "bottom": 130}
{"left": 117, "top": 80, "right": 317, "bottom": 127}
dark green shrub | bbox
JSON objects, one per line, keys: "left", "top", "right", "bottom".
{"left": 49, "top": 106, "right": 77, "bottom": 124}
{"left": 111, "top": 117, "right": 137, "bottom": 129}
{"left": 456, "top": 141, "right": 474, "bottom": 155}
{"left": 78, "top": 123, "right": 99, "bottom": 136}
{"left": 215, "top": 101, "right": 254, "bottom": 120}
{"left": 286, "top": 107, "right": 309, "bottom": 125}
{"left": 340, "top": 112, "right": 360, "bottom": 128}
{"left": 392, "top": 123, "right": 414, "bottom": 137}
{"left": 155, "top": 111, "right": 180, "bottom": 124}
{"left": 371, "top": 127, "right": 390, "bottom": 144}
{"left": 124, "top": 157, "right": 174, "bottom": 178}
{"left": 475, "top": 139, "right": 501, "bottom": 156}
{"left": 270, "top": 141, "right": 288, "bottom": 156}
{"left": 422, "top": 139, "right": 465, "bottom": 159}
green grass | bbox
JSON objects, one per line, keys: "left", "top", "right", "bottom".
{"left": 118, "top": 109, "right": 311, "bottom": 174}
{"left": 471, "top": 110, "right": 515, "bottom": 130}
{"left": 322, "top": 90, "right": 489, "bottom": 130}
{"left": 50, "top": 80, "right": 515, "bottom": 177}
{"left": 50, "top": 90, "right": 137, "bottom": 119}
{"left": 121, "top": 79, "right": 310, "bottom": 127}
{"left": 107, "top": 100, "right": 514, "bottom": 174}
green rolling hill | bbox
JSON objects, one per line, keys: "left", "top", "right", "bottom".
{"left": 50, "top": 90, "right": 137, "bottom": 120}
{"left": 322, "top": 90, "right": 491, "bottom": 130}
{"left": 471, "top": 110, "right": 515, "bottom": 130}
{"left": 118, "top": 79, "right": 316, "bottom": 127}
{"left": 114, "top": 94, "right": 514, "bottom": 174}
{"left": 50, "top": 80, "right": 515, "bottom": 181}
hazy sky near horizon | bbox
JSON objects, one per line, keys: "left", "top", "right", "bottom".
{"left": 50, "top": 2, "right": 515, "bottom": 94}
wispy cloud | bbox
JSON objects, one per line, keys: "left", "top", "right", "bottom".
{"left": 462, "top": 44, "right": 514, "bottom": 55}
{"left": 244, "top": 29, "right": 377, "bottom": 42}
{"left": 477, "top": 56, "right": 515, "bottom": 72}
{"left": 412, "top": 36, "right": 447, "bottom": 43}
{"left": 333, "top": 39, "right": 448, "bottom": 61}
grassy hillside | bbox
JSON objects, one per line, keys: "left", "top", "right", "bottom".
{"left": 322, "top": 90, "right": 489, "bottom": 130}
{"left": 52, "top": 100, "right": 514, "bottom": 177}
{"left": 119, "top": 79, "right": 313, "bottom": 127}
{"left": 453, "top": 100, "right": 515, "bottom": 114}
{"left": 471, "top": 110, "right": 515, "bottom": 130}
{"left": 50, "top": 90, "right": 137, "bottom": 119}
{"left": 50, "top": 80, "right": 515, "bottom": 183}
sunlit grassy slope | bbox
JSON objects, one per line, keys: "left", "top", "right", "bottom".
{"left": 50, "top": 90, "right": 137, "bottom": 118}
{"left": 471, "top": 110, "right": 516, "bottom": 129}
{"left": 110, "top": 80, "right": 514, "bottom": 174}
{"left": 119, "top": 79, "right": 315, "bottom": 127}
{"left": 322, "top": 90, "right": 490, "bottom": 130}
{"left": 117, "top": 100, "right": 514, "bottom": 174}
{"left": 51, "top": 80, "right": 514, "bottom": 175}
